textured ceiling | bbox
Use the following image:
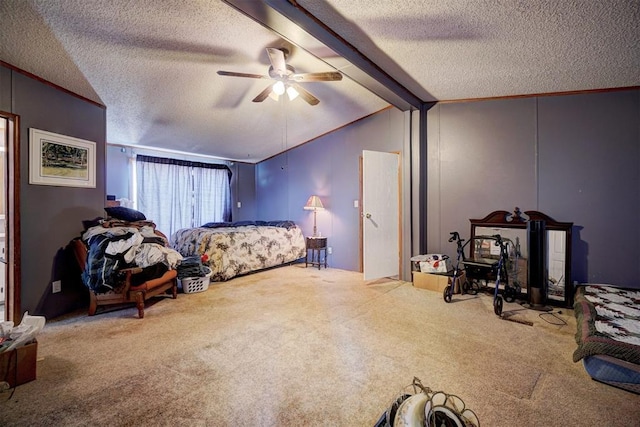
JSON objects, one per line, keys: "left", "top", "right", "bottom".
{"left": 1, "top": 1, "right": 638, "bottom": 163}
{"left": 300, "top": 0, "right": 640, "bottom": 101}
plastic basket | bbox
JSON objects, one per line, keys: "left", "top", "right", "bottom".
{"left": 178, "top": 267, "right": 212, "bottom": 294}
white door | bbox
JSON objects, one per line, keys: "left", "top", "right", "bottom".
{"left": 0, "top": 118, "right": 5, "bottom": 317}
{"left": 362, "top": 150, "right": 399, "bottom": 280}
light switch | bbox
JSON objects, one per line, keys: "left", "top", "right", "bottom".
{"left": 353, "top": 200, "right": 359, "bottom": 208}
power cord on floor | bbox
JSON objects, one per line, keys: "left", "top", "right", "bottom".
{"left": 1, "top": 350, "right": 18, "bottom": 401}
{"left": 538, "top": 310, "right": 567, "bottom": 326}
{"left": 0, "top": 380, "right": 16, "bottom": 401}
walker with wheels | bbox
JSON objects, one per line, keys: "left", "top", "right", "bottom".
{"left": 489, "top": 234, "right": 510, "bottom": 316}
{"left": 462, "top": 234, "right": 522, "bottom": 303}
{"left": 442, "top": 231, "right": 477, "bottom": 303}
{"left": 445, "top": 232, "right": 520, "bottom": 316}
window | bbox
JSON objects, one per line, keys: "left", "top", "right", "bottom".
{"left": 135, "top": 155, "right": 231, "bottom": 239}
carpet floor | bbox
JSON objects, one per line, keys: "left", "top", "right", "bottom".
{"left": 1, "top": 265, "right": 638, "bottom": 426}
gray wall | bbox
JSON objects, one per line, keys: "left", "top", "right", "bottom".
{"left": 427, "top": 89, "right": 640, "bottom": 287}
{"left": 231, "top": 161, "right": 257, "bottom": 221}
{"left": 105, "top": 145, "right": 130, "bottom": 201}
{"left": 1, "top": 65, "right": 107, "bottom": 318}
{"left": 0, "top": 66, "right": 10, "bottom": 111}
{"left": 256, "top": 108, "right": 407, "bottom": 272}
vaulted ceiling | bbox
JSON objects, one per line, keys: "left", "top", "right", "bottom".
{"left": 1, "top": 1, "right": 638, "bottom": 163}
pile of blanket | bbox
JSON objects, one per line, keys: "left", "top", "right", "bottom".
{"left": 81, "top": 221, "right": 182, "bottom": 293}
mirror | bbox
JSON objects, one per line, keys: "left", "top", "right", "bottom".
{"left": 471, "top": 226, "right": 527, "bottom": 292}
{"left": 469, "top": 208, "right": 573, "bottom": 307}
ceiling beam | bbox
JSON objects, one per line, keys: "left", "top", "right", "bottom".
{"left": 223, "top": 0, "right": 422, "bottom": 111}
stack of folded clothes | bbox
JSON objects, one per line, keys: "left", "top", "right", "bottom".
{"left": 177, "top": 256, "right": 208, "bottom": 279}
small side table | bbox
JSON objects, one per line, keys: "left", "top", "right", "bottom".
{"left": 305, "top": 237, "right": 327, "bottom": 269}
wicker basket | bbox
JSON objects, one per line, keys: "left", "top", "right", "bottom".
{"left": 178, "top": 266, "right": 212, "bottom": 294}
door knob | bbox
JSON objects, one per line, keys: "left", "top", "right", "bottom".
{"left": 365, "top": 213, "right": 372, "bottom": 219}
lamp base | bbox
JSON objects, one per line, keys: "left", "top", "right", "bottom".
{"left": 522, "top": 287, "right": 552, "bottom": 312}
{"left": 312, "top": 211, "right": 317, "bottom": 237}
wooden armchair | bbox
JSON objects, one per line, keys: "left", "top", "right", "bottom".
{"left": 71, "top": 231, "right": 177, "bottom": 318}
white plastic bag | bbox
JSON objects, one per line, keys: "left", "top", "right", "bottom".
{"left": 417, "top": 254, "right": 451, "bottom": 273}
{"left": 0, "top": 321, "right": 14, "bottom": 339}
{"left": 5, "top": 311, "right": 45, "bottom": 352}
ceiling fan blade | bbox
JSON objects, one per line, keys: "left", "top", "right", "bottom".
{"left": 266, "top": 47, "right": 287, "bottom": 77}
{"left": 291, "top": 83, "right": 320, "bottom": 106}
{"left": 290, "top": 71, "right": 343, "bottom": 82}
{"left": 217, "top": 70, "right": 266, "bottom": 79}
{"left": 252, "top": 84, "right": 274, "bottom": 103}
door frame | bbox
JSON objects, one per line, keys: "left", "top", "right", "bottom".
{"left": 359, "top": 150, "right": 402, "bottom": 278}
{"left": 1, "top": 111, "right": 21, "bottom": 323}
{"left": 358, "top": 156, "right": 363, "bottom": 272}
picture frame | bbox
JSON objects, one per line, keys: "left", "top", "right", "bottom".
{"left": 29, "top": 128, "right": 96, "bottom": 188}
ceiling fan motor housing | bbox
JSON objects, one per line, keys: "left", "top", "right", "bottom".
{"left": 269, "top": 64, "right": 296, "bottom": 79}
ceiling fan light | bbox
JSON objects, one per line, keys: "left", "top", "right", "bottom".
{"left": 268, "top": 91, "right": 279, "bottom": 102}
{"left": 286, "top": 85, "right": 299, "bottom": 101}
{"left": 273, "top": 81, "right": 285, "bottom": 95}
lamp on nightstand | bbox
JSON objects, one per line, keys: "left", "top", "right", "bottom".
{"left": 303, "top": 195, "right": 324, "bottom": 237}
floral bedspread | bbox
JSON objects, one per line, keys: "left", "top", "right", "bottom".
{"left": 171, "top": 225, "right": 306, "bottom": 281}
{"left": 573, "top": 284, "right": 640, "bottom": 364}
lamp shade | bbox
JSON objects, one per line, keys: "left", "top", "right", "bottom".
{"left": 286, "top": 85, "right": 299, "bottom": 101}
{"left": 304, "top": 195, "right": 324, "bottom": 210}
{"left": 273, "top": 81, "right": 285, "bottom": 95}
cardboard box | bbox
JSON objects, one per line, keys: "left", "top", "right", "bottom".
{"left": 0, "top": 340, "right": 37, "bottom": 388}
{"left": 412, "top": 271, "right": 464, "bottom": 293}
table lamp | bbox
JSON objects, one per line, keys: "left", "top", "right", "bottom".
{"left": 303, "top": 195, "right": 324, "bottom": 237}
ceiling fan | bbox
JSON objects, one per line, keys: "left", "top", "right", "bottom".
{"left": 217, "top": 47, "right": 342, "bottom": 106}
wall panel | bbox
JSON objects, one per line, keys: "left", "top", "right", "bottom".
{"left": 427, "top": 98, "right": 537, "bottom": 254}
{"left": 4, "top": 67, "right": 107, "bottom": 317}
{"left": 427, "top": 89, "right": 640, "bottom": 288}
{"left": 538, "top": 91, "right": 640, "bottom": 284}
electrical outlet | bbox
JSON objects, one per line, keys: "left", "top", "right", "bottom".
{"left": 237, "top": 201, "right": 242, "bottom": 208}
{"left": 327, "top": 247, "right": 333, "bottom": 255}
{"left": 52, "top": 280, "right": 62, "bottom": 293}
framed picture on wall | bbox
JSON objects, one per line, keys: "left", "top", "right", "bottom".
{"left": 29, "top": 128, "right": 96, "bottom": 188}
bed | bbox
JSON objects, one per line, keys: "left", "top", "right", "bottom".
{"left": 573, "top": 284, "right": 640, "bottom": 393}
{"left": 171, "top": 220, "right": 307, "bottom": 281}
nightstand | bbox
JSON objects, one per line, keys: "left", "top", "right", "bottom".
{"left": 305, "top": 237, "right": 327, "bottom": 269}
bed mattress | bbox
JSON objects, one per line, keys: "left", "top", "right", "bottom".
{"left": 171, "top": 222, "right": 306, "bottom": 281}
{"left": 583, "top": 355, "right": 640, "bottom": 394}
{"left": 573, "top": 284, "right": 640, "bottom": 394}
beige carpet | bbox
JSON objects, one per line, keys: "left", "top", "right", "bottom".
{"left": 1, "top": 266, "right": 638, "bottom": 426}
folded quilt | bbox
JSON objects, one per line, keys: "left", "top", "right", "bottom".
{"left": 573, "top": 285, "right": 640, "bottom": 365}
